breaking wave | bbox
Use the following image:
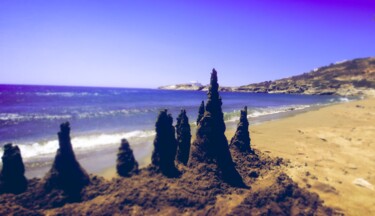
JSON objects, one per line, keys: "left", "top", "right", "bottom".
{"left": 0, "top": 113, "right": 71, "bottom": 121}
{"left": 0, "top": 130, "right": 155, "bottom": 160}
{"left": 224, "top": 104, "right": 312, "bottom": 123}
{"left": 248, "top": 105, "right": 311, "bottom": 118}
{"left": 337, "top": 97, "right": 350, "bottom": 102}
{"left": 35, "top": 92, "right": 99, "bottom": 97}
{"left": 0, "top": 108, "right": 156, "bottom": 122}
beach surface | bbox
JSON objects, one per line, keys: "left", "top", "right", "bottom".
{"left": 99, "top": 98, "right": 375, "bottom": 215}
{"left": 251, "top": 97, "right": 375, "bottom": 215}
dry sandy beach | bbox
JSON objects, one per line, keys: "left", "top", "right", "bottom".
{"left": 251, "top": 97, "right": 375, "bottom": 216}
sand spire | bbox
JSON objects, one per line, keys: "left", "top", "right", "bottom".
{"left": 230, "top": 106, "right": 253, "bottom": 153}
{"left": 151, "top": 110, "right": 179, "bottom": 177}
{"left": 196, "top": 100, "right": 205, "bottom": 125}
{"left": 43, "top": 122, "right": 90, "bottom": 195}
{"left": 116, "top": 139, "right": 139, "bottom": 177}
{"left": 189, "top": 69, "right": 246, "bottom": 187}
{"left": 176, "top": 109, "right": 191, "bottom": 165}
{"left": 0, "top": 143, "right": 28, "bottom": 194}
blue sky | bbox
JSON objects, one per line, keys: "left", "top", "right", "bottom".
{"left": 0, "top": 0, "right": 374, "bottom": 88}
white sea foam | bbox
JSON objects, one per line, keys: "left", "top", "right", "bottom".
{"left": 0, "top": 113, "right": 25, "bottom": 121}
{"left": 338, "top": 97, "right": 350, "bottom": 102}
{"left": 0, "top": 130, "right": 155, "bottom": 160}
{"left": 223, "top": 110, "right": 241, "bottom": 122}
{"left": 74, "top": 108, "right": 153, "bottom": 119}
{"left": 0, "top": 108, "right": 155, "bottom": 122}
{"left": 329, "top": 97, "right": 351, "bottom": 103}
{"left": 223, "top": 105, "right": 312, "bottom": 123}
{"left": 248, "top": 105, "right": 311, "bottom": 118}
{"left": 35, "top": 92, "right": 99, "bottom": 97}
{"left": 0, "top": 113, "right": 72, "bottom": 121}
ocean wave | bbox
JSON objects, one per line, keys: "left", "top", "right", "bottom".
{"left": 328, "top": 97, "right": 352, "bottom": 103}
{"left": 0, "top": 113, "right": 72, "bottom": 121}
{"left": 35, "top": 92, "right": 100, "bottom": 97}
{"left": 248, "top": 105, "right": 311, "bottom": 118}
{"left": 223, "top": 105, "right": 312, "bottom": 123}
{"left": 223, "top": 110, "right": 241, "bottom": 122}
{"left": 0, "top": 130, "right": 155, "bottom": 160}
{"left": 0, "top": 108, "right": 156, "bottom": 122}
{"left": 0, "top": 113, "right": 24, "bottom": 121}
{"left": 11, "top": 92, "right": 100, "bottom": 97}
{"left": 74, "top": 108, "right": 155, "bottom": 119}
{"left": 337, "top": 97, "right": 350, "bottom": 102}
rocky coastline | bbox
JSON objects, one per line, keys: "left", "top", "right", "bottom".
{"left": 159, "top": 57, "right": 375, "bottom": 97}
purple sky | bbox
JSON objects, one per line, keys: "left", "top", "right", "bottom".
{"left": 0, "top": 0, "right": 374, "bottom": 88}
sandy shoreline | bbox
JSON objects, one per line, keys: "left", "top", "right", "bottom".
{"left": 19, "top": 100, "right": 337, "bottom": 179}
{"left": 99, "top": 98, "right": 375, "bottom": 215}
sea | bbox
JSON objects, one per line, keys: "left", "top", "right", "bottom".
{"left": 0, "top": 84, "right": 351, "bottom": 178}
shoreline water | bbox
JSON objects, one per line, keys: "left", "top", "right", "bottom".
{"left": 32, "top": 102, "right": 341, "bottom": 178}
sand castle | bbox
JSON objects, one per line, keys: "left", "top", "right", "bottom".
{"left": 116, "top": 139, "right": 139, "bottom": 177}
{"left": 0, "top": 143, "right": 28, "bottom": 194}
{"left": 176, "top": 109, "right": 191, "bottom": 165}
{"left": 196, "top": 100, "right": 205, "bottom": 125}
{"left": 43, "top": 122, "right": 90, "bottom": 196}
{"left": 0, "top": 70, "right": 334, "bottom": 215}
{"left": 189, "top": 69, "right": 246, "bottom": 187}
{"left": 151, "top": 109, "right": 180, "bottom": 177}
{"left": 230, "top": 106, "right": 253, "bottom": 153}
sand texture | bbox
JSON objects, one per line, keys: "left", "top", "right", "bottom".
{"left": 251, "top": 98, "right": 375, "bottom": 215}
{"left": 0, "top": 151, "right": 334, "bottom": 215}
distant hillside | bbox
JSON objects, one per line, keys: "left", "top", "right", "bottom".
{"left": 159, "top": 57, "right": 375, "bottom": 96}
{"left": 235, "top": 57, "right": 375, "bottom": 96}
